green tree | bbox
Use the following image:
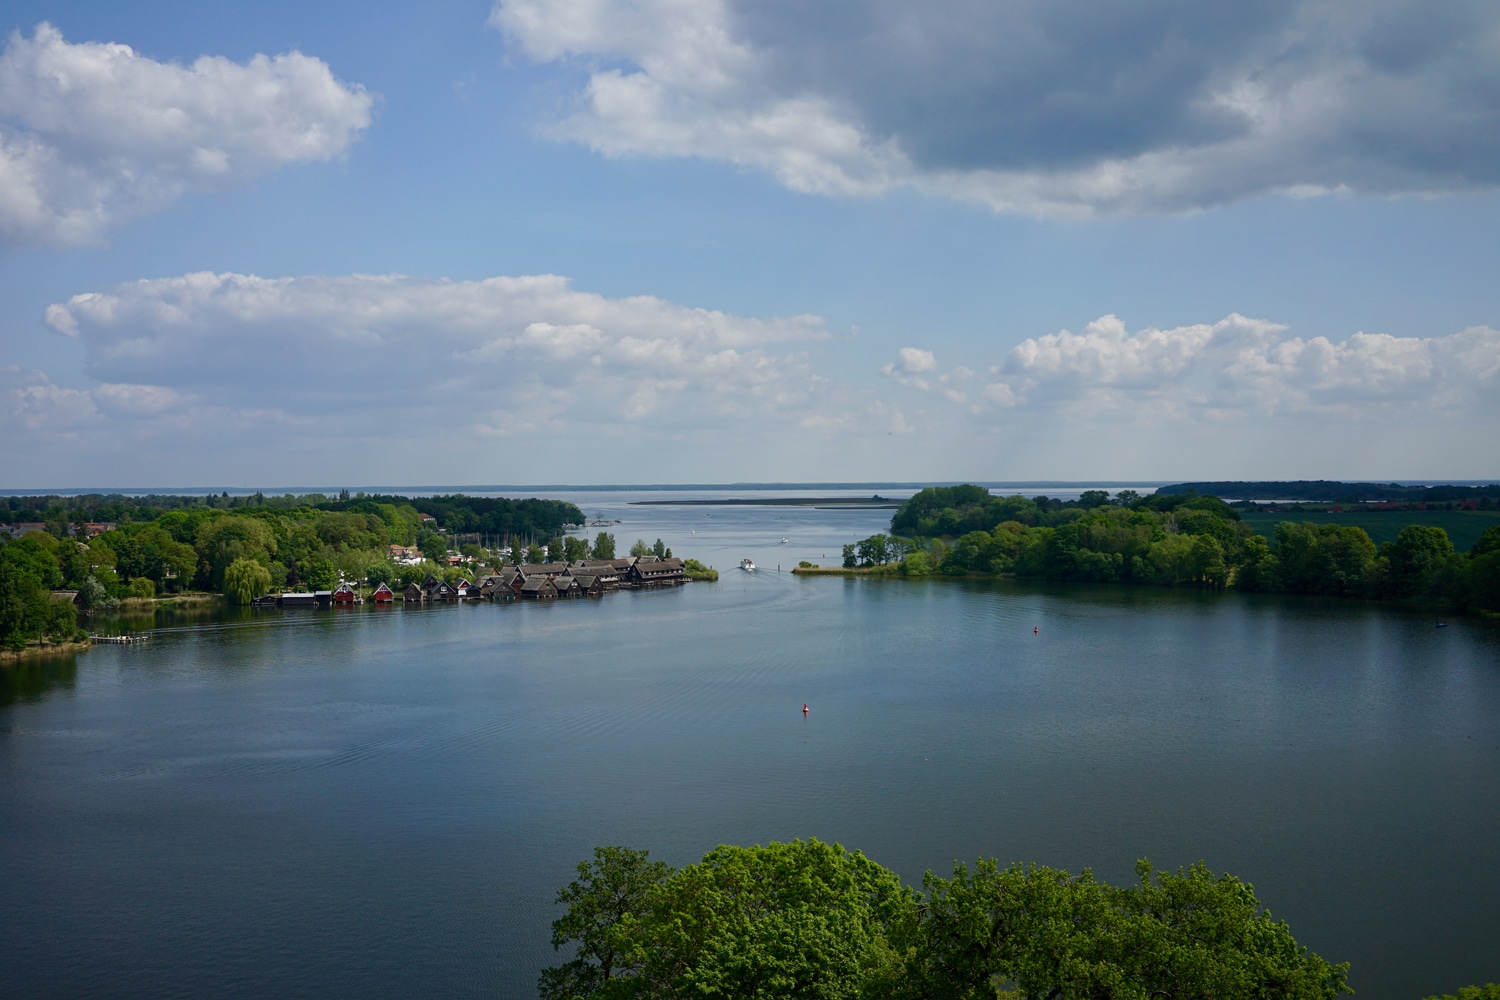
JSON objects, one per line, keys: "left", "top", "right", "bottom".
{"left": 302, "top": 557, "right": 338, "bottom": 591}
{"left": 223, "top": 558, "right": 272, "bottom": 605}
{"left": 539, "top": 846, "right": 675, "bottom": 1000}
{"left": 76, "top": 574, "right": 117, "bottom": 612}
{"left": 615, "top": 839, "right": 916, "bottom": 1000}
{"left": 591, "top": 532, "right": 617, "bottom": 560}
{"left": 563, "top": 536, "right": 591, "bottom": 562}
{"left": 1275, "top": 522, "right": 1376, "bottom": 597}
{"left": 196, "top": 516, "right": 277, "bottom": 591}
{"left": 1382, "top": 524, "right": 1458, "bottom": 600}
{"left": 1458, "top": 551, "right": 1500, "bottom": 613}
{"left": 526, "top": 543, "right": 547, "bottom": 564}
{"left": 857, "top": 534, "right": 892, "bottom": 567}
{"left": 912, "top": 858, "right": 1350, "bottom": 1000}
{"left": 127, "top": 577, "right": 156, "bottom": 599}
{"left": 0, "top": 543, "right": 78, "bottom": 649}
{"left": 1424, "top": 986, "right": 1500, "bottom": 1000}
{"left": 843, "top": 543, "right": 858, "bottom": 569}
{"left": 900, "top": 551, "right": 933, "bottom": 576}
{"left": 651, "top": 538, "right": 667, "bottom": 559}
{"left": 630, "top": 539, "right": 652, "bottom": 559}
{"left": 417, "top": 528, "right": 447, "bottom": 562}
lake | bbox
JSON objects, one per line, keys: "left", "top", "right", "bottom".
{"left": 2, "top": 490, "right": 1498, "bottom": 999}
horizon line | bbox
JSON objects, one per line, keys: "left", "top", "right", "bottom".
{"left": 2, "top": 479, "right": 1497, "bottom": 498}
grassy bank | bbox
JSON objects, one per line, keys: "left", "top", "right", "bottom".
{"left": 146, "top": 592, "right": 223, "bottom": 608}
{"left": 792, "top": 563, "right": 899, "bottom": 577}
{"left": 1, "top": 638, "right": 90, "bottom": 665}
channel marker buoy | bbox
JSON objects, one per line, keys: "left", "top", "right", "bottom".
{"left": 803, "top": 703, "right": 809, "bottom": 715}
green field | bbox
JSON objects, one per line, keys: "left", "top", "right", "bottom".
{"left": 1240, "top": 509, "right": 1500, "bottom": 552}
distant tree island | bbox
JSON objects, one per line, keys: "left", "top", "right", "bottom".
{"left": 800, "top": 484, "right": 1500, "bottom": 615}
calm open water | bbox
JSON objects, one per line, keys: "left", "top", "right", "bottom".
{"left": 2, "top": 490, "right": 1499, "bottom": 999}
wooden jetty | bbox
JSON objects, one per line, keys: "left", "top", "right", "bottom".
{"left": 89, "top": 634, "right": 149, "bottom": 645}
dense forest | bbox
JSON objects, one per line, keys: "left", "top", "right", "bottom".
{"left": 839, "top": 485, "right": 1500, "bottom": 613}
{"left": 0, "top": 493, "right": 583, "bottom": 650}
{"left": 540, "top": 839, "right": 1356, "bottom": 1000}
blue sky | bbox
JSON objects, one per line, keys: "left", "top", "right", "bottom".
{"left": 3, "top": 0, "right": 1498, "bottom": 488}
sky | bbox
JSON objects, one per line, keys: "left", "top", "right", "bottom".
{"left": 2, "top": 0, "right": 1498, "bottom": 489}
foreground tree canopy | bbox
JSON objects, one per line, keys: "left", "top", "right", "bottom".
{"left": 540, "top": 840, "right": 1351, "bottom": 1000}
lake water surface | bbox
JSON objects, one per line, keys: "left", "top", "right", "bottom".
{"left": 2, "top": 491, "right": 1499, "bottom": 999}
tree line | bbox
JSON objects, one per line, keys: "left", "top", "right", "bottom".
{"left": 539, "top": 839, "right": 1355, "bottom": 1000}
{"left": 840, "top": 486, "right": 1500, "bottom": 612}
{"left": 0, "top": 493, "right": 584, "bottom": 648}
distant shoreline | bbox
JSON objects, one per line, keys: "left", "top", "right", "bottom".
{"left": 630, "top": 497, "right": 902, "bottom": 508}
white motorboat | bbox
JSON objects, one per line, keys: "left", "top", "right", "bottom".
{"left": 740, "top": 558, "right": 756, "bottom": 571}
{"left": 780, "top": 537, "right": 789, "bottom": 543}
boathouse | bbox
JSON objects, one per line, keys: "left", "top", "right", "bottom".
{"left": 371, "top": 583, "right": 394, "bottom": 603}
{"left": 403, "top": 583, "right": 425, "bottom": 602}
{"left": 520, "top": 576, "right": 558, "bottom": 599}
{"left": 630, "top": 557, "right": 685, "bottom": 586}
{"left": 333, "top": 583, "right": 357, "bottom": 604}
{"left": 571, "top": 573, "right": 606, "bottom": 596}
{"left": 569, "top": 561, "right": 620, "bottom": 587}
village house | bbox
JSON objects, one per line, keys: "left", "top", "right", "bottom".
{"left": 389, "top": 545, "right": 424, "bottom": 566}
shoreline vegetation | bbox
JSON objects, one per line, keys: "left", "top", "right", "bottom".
{"left": 2, "top": 491, "right": 723, "bottom": 654}
{"left": 795, "top": 484, "right": 1500, "bottom": 616}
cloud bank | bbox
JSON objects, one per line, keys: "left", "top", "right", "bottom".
{"left": 12, "top": 274, "right": 1496, "bottom": 481}
{"left": 33, "top": 271, "right": 830, "bottom": 438}
{"left": 0, "top": 23, "right": 373, "bottom": 246}
{"left": 491, "top": 0, "right": 1500, "bottom": 214}
{"left": 909, "top": 313, "right": 1500, "bottom": 419}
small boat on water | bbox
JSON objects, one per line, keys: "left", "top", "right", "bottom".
{"left": 780, "top": 537, "right": 789, "bottom": 544}
{"left": 740, "top": 558, "right": 756, "bottom": 571}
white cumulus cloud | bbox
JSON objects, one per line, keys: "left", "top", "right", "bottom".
{"left": 39, "top": 270, "right": 833, "bottom": 436}
{"left": 0, "top": 23, "right": 373, "bottom": 246}
{"left": 986, "top": 314, "right": 1500, "bottom": 418}
{"left": 490, "top": 0, "right": 1500, "bottom": 214}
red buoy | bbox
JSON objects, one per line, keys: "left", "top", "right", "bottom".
{"left": 1033, "top": 627, "right": 1039, "bottom": 634}
{"left": 802, "top": 703, "right": 809, "bottom": 715}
